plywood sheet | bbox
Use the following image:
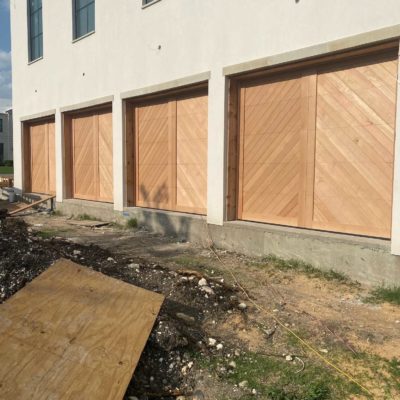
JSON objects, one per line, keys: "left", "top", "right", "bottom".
{"left": 0, "top": 259, "right": 164, "bottom": 400}
{"left": 313, "top": 55, "right": 397, "bottom": 237}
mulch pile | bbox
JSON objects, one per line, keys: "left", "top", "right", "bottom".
{"left": 0, "top": 218, "right": 242, "bottom": 399}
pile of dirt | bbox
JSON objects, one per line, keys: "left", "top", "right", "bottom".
{"left": 0, "top": 218, "right": 243, "bottom": 399}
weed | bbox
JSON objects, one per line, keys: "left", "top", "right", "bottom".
{"left": 365, "top": 286, "right": 400, "bottom": 305}
{"left": 76, "top": 213, "right": 98, "bottom": 221}
{"left": 198, "top": 352, "right": 362, "bottom": 399}
{"left": 126, "top": 218, "right": 138, "bottom": 229}
{"left": 173, "top": 256, "right": 207, "bottom": 269}
{"left": 36, "top": 229, "right": 68, "bottom": 239}
{"left": 263, "top": 255, "right": 357, "bottom": 286}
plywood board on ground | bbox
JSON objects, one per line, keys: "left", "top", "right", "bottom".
{"left": 0, "top": 258, "right": 164, "bottom": 400}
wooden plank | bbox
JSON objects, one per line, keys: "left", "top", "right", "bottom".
{"left": 8, "top": 195, "right": 55, "bottom": 215}
{"left": 0, "top": 259, "right": 164, "bottom": 400}
{"left": 313, "top": 54, "right": 398, "bottom": 237}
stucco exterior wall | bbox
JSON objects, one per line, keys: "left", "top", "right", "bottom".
{"left": 10, "top": 1, "right": 400, "bottom": 243}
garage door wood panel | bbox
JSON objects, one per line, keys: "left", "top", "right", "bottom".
{"left": 238, "top": 73, "right": 316, "bottom": 226}
{"left": 313, "top": 56, "right": 397, "bottom": 237}
{"left": 72, "top": 113, "right": 97, "bottom": 200}
{"left": 134, "top": 90, "right": 208, "bottom": 215}
{"left": 98, "top": 110, "right": 113, "bottom": 202}
{"left": 176, "top": 94, "right": 208, "bottom": 214}
{"left": 237, "top": 51, "right": 398, "bottom": 238}
{"left": 71, "top": 108, "right": 113, "bottom": 203}
{"left": 136, "top": 102, "right": 171, "bottom": 210}
{"left": 26, "top": 119, "right": 56, "bottom": 195}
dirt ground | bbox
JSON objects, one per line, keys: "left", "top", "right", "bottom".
{"left": 1, "top": 206, "right": 400, "bottom": 399}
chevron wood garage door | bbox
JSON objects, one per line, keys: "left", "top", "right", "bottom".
{"left": 24, "top": 118, "right": 56, "bottom": 195}
{"left": 133, "top": 90, "right": 208, "bottom": 214}
{"left": 237, "top": 50, "right": 398, "bottom": 238}
{"left": 71, "top": 108, "right": 113, "bottom": 203}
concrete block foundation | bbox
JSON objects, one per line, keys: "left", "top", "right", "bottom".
{"left": 56, "top": 200, "right": 400, "bottom": 286}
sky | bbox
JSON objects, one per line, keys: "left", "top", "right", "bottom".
{"left": 0, "top": 0, "right": 11, "bottom": 112}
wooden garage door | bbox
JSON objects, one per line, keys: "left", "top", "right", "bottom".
{"left": 25, "top": 119, "right": 56, "bottom": 195}
{"left": 237, "top": 51, "right": 398, "bottom": 238}
{"left": 71, "top": 108, "right": 113, "bottom": 203}
{"left": 134, "top": 90, "right": 208, "bottom": 214}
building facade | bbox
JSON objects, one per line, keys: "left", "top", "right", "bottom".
{"left": 10, "top": 0, "right": 400, "bottom": 284}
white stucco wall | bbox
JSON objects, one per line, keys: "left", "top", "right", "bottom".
{"left": 10, "top": 0, "right": 400, "bottom": 227}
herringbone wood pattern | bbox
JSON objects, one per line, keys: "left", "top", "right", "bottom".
{"left": 176, "top": 94, "right": 208, "bottom": 214}
{"left": 238, "top": 74, "right": 311, "bottom": 226}
{"left": 72, "top": 109, "right": 113, "bottom": 203}
{"left": 135, "top": 91, "right": 208, "bottom": 215}
{"left": 29, "top": 120, "right": 55, "bottom": 195}
{"left": 313, "top": 56, "right": 398, "bottom": 237}
{"left": 238, "top": 52, "right": 398, "bottom": 238}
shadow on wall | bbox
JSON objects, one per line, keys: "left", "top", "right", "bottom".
{"left": 139, "top": 183, "right": 191, "bottom": 241}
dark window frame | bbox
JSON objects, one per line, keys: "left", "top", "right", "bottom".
{"left": 0, "top": 118, "right": 3, "bottom": 133}
{"left": 73, "top": 0, "right": 95, "bottom": 40}
{"left": 142, "top": 0, "right": 162, "bottom": 8}
{"left": 27, "top": 0, "right": 43, "bottom": 62}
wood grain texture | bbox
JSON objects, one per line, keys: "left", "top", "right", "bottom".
{"left": 313, "top": 55, "right": 398, "bottom": 237}
{"left": 133, "top": 90, "right": 208, "bottom": 215}
{"left": 71, "top": 108, "right": 113, "bottom": 203}
{"left": 238, "top": 73, "right": 314, "bottom": 226}
{"left": 25, "top": 119, "right": 56, "bottom": 195}
{"left": 0, "top": 259, "right": 164, "bottom": 400}
{"left": 176, "top": 93, "right": 208, "bottom": 214}
{"left": 236, "top": 51, "right": 398, "bottom": 238}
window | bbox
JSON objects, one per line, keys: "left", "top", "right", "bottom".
{"left": 73, "top": 0, "right": 95, "bottom": 40}
{"left": 0, "top": 119, "right": 3, "bottom": 133}
{"left": 28, "top": 0, "right": 43, "bottom": 62}
{"left": 142, "top": 0, "right": 161, "bottom": 7}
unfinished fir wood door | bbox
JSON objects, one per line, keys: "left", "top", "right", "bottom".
{"left": 313, "top": 54, "right": 398, "bottom": 237}
{"left": 27, "top": 119, "right": 56, "bottom": 195}
{"left": 134, "top": 91, "right": 207, "bottom": 214}
{"left": 71, "top": 109, "right": 113, "bottom": 203}
{"left": 238, "top": 72, "right": 316, "bottom": 226}
{"left": 237, "top": 50, "right": 398, "bottom": 238}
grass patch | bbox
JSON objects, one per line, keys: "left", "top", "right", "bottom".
{"left": 365, "top": 286, "right": 400, "bottom": 305}
{"left": 173, "top": 256, "right": 208, "bottom": 269}
{"left": 76, "top": 213, "right": 98, "bottom": 221}
{"left": 263, "top": 255, "right": 357, "bottom": 286}
{"left": 0, "top": 166, "right": 13, "bottom": 174}
{"left": 36, "top": 228, "right": 71, "bottom": 239}
{"left": 126, "top": 218, "right": 138, "bottom": 229}
{"left": 198, "top": 352, "right": 363, "bottom": 399}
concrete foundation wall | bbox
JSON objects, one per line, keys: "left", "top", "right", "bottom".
{"left": 57, "top": 200, "right": 400, "bottom": 286}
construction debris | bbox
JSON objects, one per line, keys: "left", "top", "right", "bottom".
{"left": 0, "top": 218, "right": 241, "bottom": 399}
{"left": 8, "top": 195, "right": 55, "bottom": 216}
{"left": 0, "top": 258, "right": 164, "bottom": 400}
